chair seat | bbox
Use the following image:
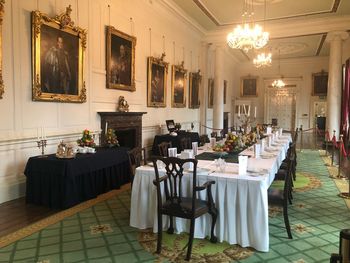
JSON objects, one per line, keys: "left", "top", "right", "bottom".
{"left": 268, "top": 188, "right": 284, "bottom": 206}
{"left": 161, "top": 197, "right": 209, "bottom": 219}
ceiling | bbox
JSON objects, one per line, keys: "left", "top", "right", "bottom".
{"left": 170, "top": 0, "right": 350, "bottom": 61}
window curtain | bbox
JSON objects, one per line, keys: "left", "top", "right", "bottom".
{"left": 340, "top": 59, "right": 350, "bottom": 148}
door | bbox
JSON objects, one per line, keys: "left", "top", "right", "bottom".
{"left": 266, "top": 86, "right": 296, "bottom": 131}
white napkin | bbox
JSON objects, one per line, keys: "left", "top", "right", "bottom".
{"left": 210, "top": 137, "right": 216, "bottom": 148}
{"left": 168, "top": 147, "right": 177, "bottom": 157}
{"left": 266, "top": 126, "right": 272, "bottom": 134}
{"left": 261, "top": 139, "right": 266, "bottom": 152}
{"left": 254, "top": 144, "right": 261, "bottom": 158}
{"left": 192, "top": 142, "right": 198, "bottom": 156}
{"left": 238, "top": 156, "right": 248, "bottom": 175}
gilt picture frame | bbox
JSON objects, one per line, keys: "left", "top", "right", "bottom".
{"left": 171, "top": 63, "right": 187, "bottom": 108}
{"left": 312, "top": 71, "right": 328, "bottom": 96}
{"left": 0, "top": 1, "right": 4, "bottom": 100}
{"left": 189, "top": 71, "right": 201, "bottom": 109}
{"left": 147, "top": 55, "right": 168, "bottom": 107}
{"left": 31, "top": 5, "right": 87, "bottom": 103}
{"left": 241, "top": 76, "right": 258, "bottom": 97}
{"left": 106, "top": 26, "right": 136, "bottom": 91}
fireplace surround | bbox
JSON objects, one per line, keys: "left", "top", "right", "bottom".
{"left": 98, "top": 112, "right": 146, "bottom": 148}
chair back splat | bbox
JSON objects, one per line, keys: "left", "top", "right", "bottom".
{"left": 152, "top": 156, "right": 217, "bottom": 260}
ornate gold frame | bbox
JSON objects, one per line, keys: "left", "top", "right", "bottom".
{"left": 31, "top": 5, "right": 87, "bottom": 103}
{"left": 171, "top": 62, "right": 187, "bottom": 108}
{"left": 147, "top": 54, "right": 168, "bottom": 107}
{"left": 106, "top": 26, "right": 136, "bottom": 91}
{"left": 189, "top": 71, "right": 201, "bottom": 109}
{"left": 0, "top": 1, "right": 4, "bottom": 99}
{"left": 240, "top": 75, "right": 258, "bottom": 97}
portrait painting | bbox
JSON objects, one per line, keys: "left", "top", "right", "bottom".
{"left": 32, "top": 6, "right": 87, "bottom": 103}
{"left": 208, "top": 78, "right": 214, "bottom": 108}
{"left": 189, "top": 72, "right": 201, "bottom": 108}
{"left": 147, "top": 56, "right": 168, "bottom": 107}
{"left": 241, "top": 76, "right": 258, "bottom": 97}
{"left": 106, "top": 26, "right": 136, "bottom": 91}
{"left": 171, "top": 64, "right": 187, "bottom": 108}
{"left": 312, "top": 71, "right": 328, "bottom": 96}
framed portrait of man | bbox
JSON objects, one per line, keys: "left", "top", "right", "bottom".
{"left": 208, "top": 78, "right": 214, "bottom": 108}
{"left": 312, "top": 71, "right": 328, "bottom": 96}
{"left": 171, "top": 64, "right": 187, "bottom": 108}
{"left": 189, "top": 72, "right": 201, "bottom": 109}
{"left": 241, "top": 76, "right": 258, "bottom": 97}
{"left": 106, "top": 26, "right": 136, "bottom": 91}
{"left": 147, "top": 55, "right": 168, "bottom": 107}
{"left": 31, "top": 5, "right": 87, "bottom": 103}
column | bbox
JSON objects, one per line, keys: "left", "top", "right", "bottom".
{"left": 199, "top": 42, "right": 210, "bottom": 135}
{"left": 213, "top": 46, "right": 224, "bottom": 131}
{"left": 326, "top": 31, "right": 349, "bottom": 138}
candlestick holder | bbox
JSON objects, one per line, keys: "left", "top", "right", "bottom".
{"left": 37, "top": 139, "right": 47, "bottom": 157}
{"left": 237, "top": 114, "right": 256, "bottom": 133}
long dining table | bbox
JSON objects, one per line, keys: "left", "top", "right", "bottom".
{"left": 130, "top": 134, "right": 292, "bottom": 252}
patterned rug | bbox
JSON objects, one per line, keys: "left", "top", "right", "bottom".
{"left": 270, "top": 171, "right": 322, "bottom": 192}
{"left": 138, "top": 230, "right": 253, "bottom": 263}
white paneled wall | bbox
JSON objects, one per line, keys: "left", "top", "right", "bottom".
{"left": 0, "top": 0, "right": 215, "bottom": 203}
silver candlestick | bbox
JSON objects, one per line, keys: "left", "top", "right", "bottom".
{"left": 37, "top": 139, "right": 47, "bottom": 157}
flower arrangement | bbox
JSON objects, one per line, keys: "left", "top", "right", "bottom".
{"left": 105, "top": 128, "right": 119, "bottom": 147}
{"left": 77, "top": 129, "right": 96, "bottom": 147}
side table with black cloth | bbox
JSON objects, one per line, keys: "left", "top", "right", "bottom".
{"left": 24, "top": 147, "right": 131, "bottom": 209}
{"left": 151, "top": 131, "right": 200, "bottom": 155}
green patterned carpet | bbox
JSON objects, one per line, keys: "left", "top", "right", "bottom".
{"left": 0, "top": 150, "right": 349, "bottom": 262}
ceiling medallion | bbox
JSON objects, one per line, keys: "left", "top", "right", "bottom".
{"left": 227, "top": 0, "right": 269, "bottom": 53}
{"left": 253, "top": 52, "right": 272, "bottom": 68}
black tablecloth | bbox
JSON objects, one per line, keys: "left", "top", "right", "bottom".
{"left": 24, "top": 147, "right": 130, "bottom": 209}
{"left": 151, "top": 131, "right": 200, "bottom": 155}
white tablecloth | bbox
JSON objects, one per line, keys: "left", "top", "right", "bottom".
{"left": 130, "top": 134, "right": 291, "bottom": 252}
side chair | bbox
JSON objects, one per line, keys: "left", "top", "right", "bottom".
{"left": 152, "top": 156, "right": 218, "bottom": 261}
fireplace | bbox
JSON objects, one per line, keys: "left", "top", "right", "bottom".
{"left": 98, "top": 112, "right": 146, "bottom": 149}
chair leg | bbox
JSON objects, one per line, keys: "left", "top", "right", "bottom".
{"left": 283, "top": 205, "right": 293, "bottom": 239}
{"left": 186, "top": 219, "right": 195, "bottom": 261}
{"left": 208, "top": 208, "right": 218, "bottom": 243}
{"left": 156, "top": 214, "right": 162, "bottom": 254}
{"left": 167, "top": 216, "right": 174, "bottom": 234}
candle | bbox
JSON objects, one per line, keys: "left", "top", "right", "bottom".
{"left": 105, "top": 122, "right": 108, "bottom": 134}
{"left": 254, "top": 106, "right": 257, "bottom": 118}
{"left": 37, "top": 127, "right": 39, "bottom": 141}
{"left": 243, "top": 104, "right": 246, "bottom": 115}
{"left": 41, "top": 127, "right": 44, "bottom": 140}
{"left": 43, "top": 127, "right": 46, "bottom": 140}
{"left": 238, "top": 105, "right": 240, "bottom": 117}
{"left": 247, "top": 106, "right": 250, "bottom": 117}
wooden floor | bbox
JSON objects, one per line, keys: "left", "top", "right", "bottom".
{"left": 0, "top": 132, "right": 348, "bottom": 239}
{"left": 0, "top": 197, "right": 58, "bottom": 237}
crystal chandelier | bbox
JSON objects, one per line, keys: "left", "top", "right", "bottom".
{"left": 253, "top": 52, "right": 272, "bottom": 68}
{"left": 227, "top": 0, "right": 269, "bottom": 53}
{"left": 272, "top": 48, "right": 285, "bottom": 88}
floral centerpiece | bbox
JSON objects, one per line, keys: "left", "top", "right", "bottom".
{"left": 77, "top": 129, "right": 96, "bottom": 147}
{"left": 105, "top": 128, "right": 119, "bottom": 147}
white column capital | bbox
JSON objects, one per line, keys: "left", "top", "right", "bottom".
{"left": 326, "top": 31, "right": 349, "bottom": 42}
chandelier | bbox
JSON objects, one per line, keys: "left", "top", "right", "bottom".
{"left": 253, "top": 52, "right": 272, "bottom": 68}
{"left": 272, "top": 47, "right": 285, "bottom": 88}
{"left": 227, "top": 0, "right": 269, "bottom": 53}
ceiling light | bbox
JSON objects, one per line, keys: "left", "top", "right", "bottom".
{"left": 253, "top": 52, "right": 272, "bottom": 67}
{"left": 272, "top": 47, "right": 285, "bottom": 88}
{"left": 227, "top": 0, "right": 269, "bottom": 53}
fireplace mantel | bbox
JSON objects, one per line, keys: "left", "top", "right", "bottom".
{"left": 98, "top": 112, "right": 147, "bottom": 148}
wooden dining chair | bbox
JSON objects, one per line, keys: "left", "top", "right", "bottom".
{"left": 268, "top": 152, "right": 294, "bottom": 239}
{"left": 127, "top": 147, "right": 147, "bottom": 184}
{"left": 157, "top": 141, "right": 172, "bottom": 157}
{"left": 179, "top": 136, "right": 191, "bottom": 151}
{"left": 152, "top": 156, "right": 218, "bottom": 261}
